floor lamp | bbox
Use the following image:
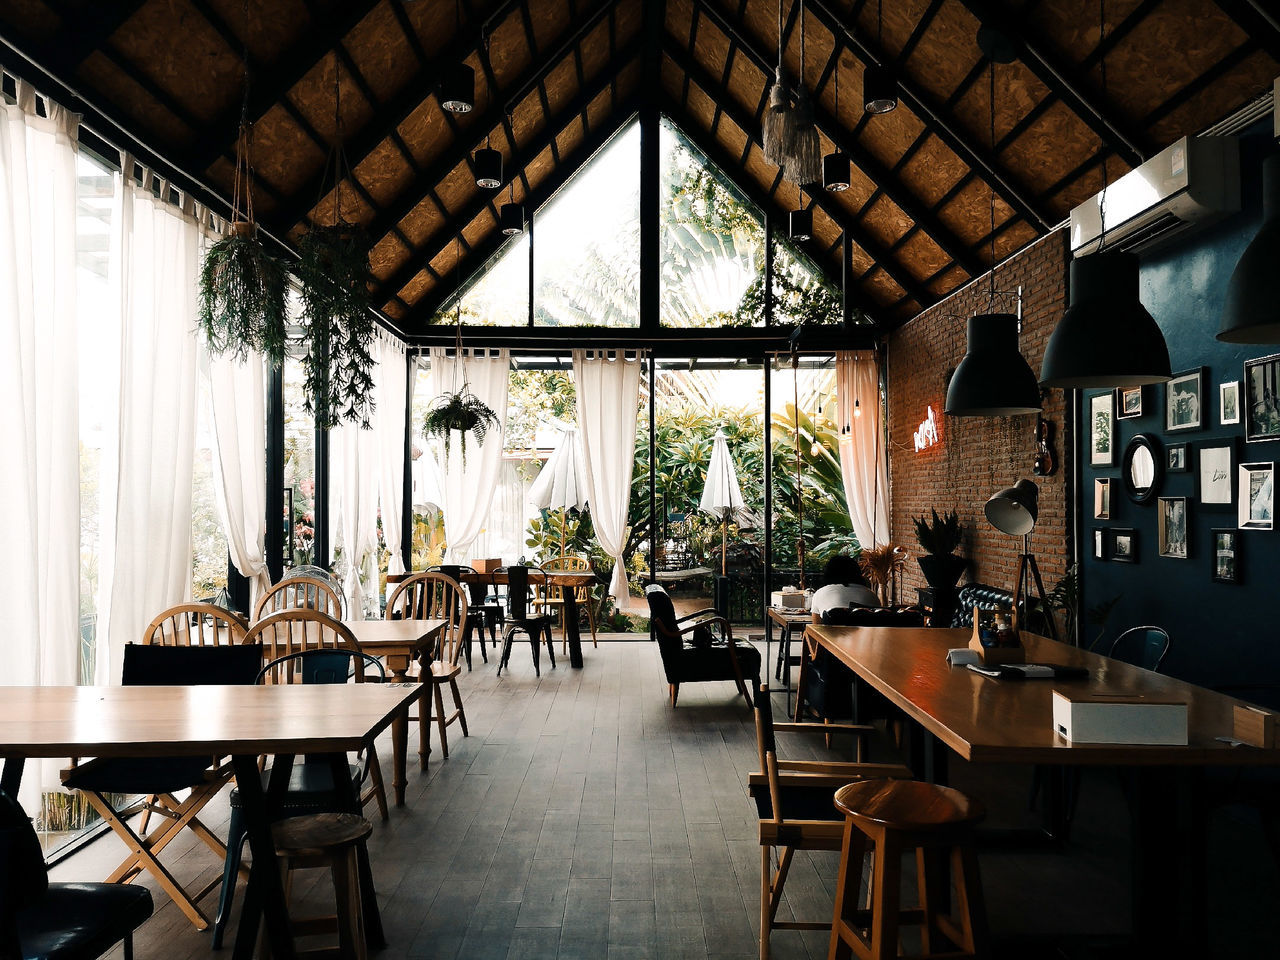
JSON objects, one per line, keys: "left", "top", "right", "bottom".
{"left": 984, "top": 479, "right": 1059, "bottom": 641}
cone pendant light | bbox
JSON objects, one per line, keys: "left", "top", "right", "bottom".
{"left": 1219, "top": 154, "right": 1280, "bottom": 343}
{"left": 945, "top": 313, "right": 1042, "bottom": 416}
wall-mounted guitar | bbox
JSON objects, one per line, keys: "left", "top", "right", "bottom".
{"left": 1033, "top": 414, "right": 1057, "bottom": 477}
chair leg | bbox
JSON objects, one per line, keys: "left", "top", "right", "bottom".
{"left": 531, "top": 635, "right": 541, "bottom": 678}
{"left": 670, "top": 684, "right": 679, "bottom": 707}
{"left": 545, "top": 626, "right": 556, "bottom": 670}
{"left": 498, "top": 628, "right": 516, "bottom": 676}
{"left": 461, "top": 621, "right": 474, "bottom": 672}
{"left": 450, "top": 678, "right": 469, "bottom": 737}
{"left": 123, "top": 934, "right": 134, "bottom": 960}
{"left": 364, "top": 751, "right": 390, "bottom": 822}
{"left": 760, "top": 845, "right": 772, "bottom": 960}
{"left": 433, "top": 682, "right": 450, "bottom": 759}
{"left": 212, "top": 805, "right": 248, "bottom": 950}
{"left": 586, "top": 598, "right": 598, "bottom": 647}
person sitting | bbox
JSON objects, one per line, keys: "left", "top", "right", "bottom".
{"left": 810, "top": 553, "right": 880, "bottom": 617}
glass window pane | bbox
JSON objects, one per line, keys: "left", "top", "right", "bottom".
{"left": 191, "top": 374, "right": 228, "bottom": 602}
{"left": 534, "top": 122, "right": 640, "bottom": 327}
{"left": 284, "top": 348, "right": 317, "bottom": 569}
{"left": 771, "top": 235, "right": 843, "bottom": 327}
{"left": 435, "top": 232, "right": 529, "bottom": 326}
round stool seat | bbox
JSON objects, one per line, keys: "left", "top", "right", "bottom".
{"left": 833, "top": 778, "right": 986, "bottom": 831}
{"left": 272, "top": 812, "right": 372, "bottom": 857}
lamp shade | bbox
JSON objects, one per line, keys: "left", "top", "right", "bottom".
{"left": 985, "top": 479, "right": 1039, "bottom": 537}
{"left": 474, "top": 147, "right": 502, "bottom": 189}
{"left": 863, "top": 64, "right": 897, "bottom": 115}
{"left": 440, "top": 61, "right": 474, "bottom": 113}
{"left": 790, "top": 207, "right": 812, "bottom": 241}
{"left": 822, "top": 152, "right": 850, "bottom": 192}
{"left": 499, "top": 201, "right": 525, "bottom": 236}
{"left": 1219, "top": 154, "right": 1280, "bottom": 343}
{"left": 1039, "top": 251, "right": 1171, "bottom": 388}
{"left": 944, "top": 313, "right": 1042, "bottom": 416}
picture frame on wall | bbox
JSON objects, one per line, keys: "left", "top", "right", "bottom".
{"left": 1110, "top": 528, "right": 1138, "bottom": 563}
{"left": 1244, "top": 354, "right": 1280, "bottom": 442}
{"left": 1211, "top": 528, "right": 1239, "bottom": 584}
{"left": 1167, "top": 442, "right": 1190, "bottom": 474}
{"left": 1093, "top": 528, "right": 1108, "bottom": 560}
{"left": 1239, "top": 461, "right": 1275, "bottom": 530}
{"left": 1094, "top": 477, "right": 1112, "bottom": 519}
{"left": 1090, "top": 392, "right": 1114, "bottom": 466}
{"left": 1157, "top": 496, "right": 1189, "bottom": 559}
{"left": 1198, "top": 440, "right": 1236, "bottom": 506}
{"left": 1220, "top": 381, "right": 1241, "bottom": 426}
{"left": 1116, "top": 385, "right": 1143, "bottom": 420}
{"left": 1165, "top": 367, "right": 1205, "bottom": 432}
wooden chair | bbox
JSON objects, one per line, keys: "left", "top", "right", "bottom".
{"left": 541, "top": 554, "right": 599, "bottom": 651}
{"left": 385, "top": 572, "right": 469, "bottom": 762}
{"left": 253, "top": 575, "right": 343, "bottom": 623}
{"left": 750, "top": 684, "right": 912, "bottom": 960}
{"left": 142, "top": 602, "right": 249, "bottom": 646}
{"left": 644, "top": 584, "right": 759, "bottom": 708}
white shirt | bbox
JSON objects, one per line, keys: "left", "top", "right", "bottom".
{"left": 810, "top": 583, "right": 881, "bottom": 617}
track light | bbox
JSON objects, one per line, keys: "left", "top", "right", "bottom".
{"left": 441, "top": 61, "right": 474, "bottom": 114}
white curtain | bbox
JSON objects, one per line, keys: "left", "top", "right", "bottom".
{"left": 202, "top": 339, "right": 271, "bottom": 608}
{"left": 427, "top": 347, "right": 510, "bottom": 562}
{"left": 331, "top": 417, "right": 379, "bottom": 621}
{"left": 0, "top": 80, "right": 81, "bottom": 810}
{"left": 375, "top": 334, "right": 408, "bottom": 575}
{"left": 96, "top": 159, "right": 203, "bottom": 683}
{"left": 573, "top": 349, "right": 642, "bottom": 601}
{"left": 836, "top": 350, "right": 889, "bottom": 549}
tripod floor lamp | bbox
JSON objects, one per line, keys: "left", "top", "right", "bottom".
{"left": 984, "top": 479, "right": 1059, "bottom": 641}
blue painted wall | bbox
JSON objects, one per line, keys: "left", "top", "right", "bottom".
{"left": 1080, "top": 124, "right": 1279, "bottom": 688}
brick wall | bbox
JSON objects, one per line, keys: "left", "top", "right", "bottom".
{"left": 886, "top": 229, "right": 1072, "bottom": 602}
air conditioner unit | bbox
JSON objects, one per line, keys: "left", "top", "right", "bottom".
{"left": 1069, "top": 135, "right": 1240, "bottom": 256}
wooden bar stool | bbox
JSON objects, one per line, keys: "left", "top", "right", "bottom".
{"left": 828, "top": 779, "right": 989, "bottom": 960}
{"left": 271, "top": 812, "right": 373, "bottom": 960}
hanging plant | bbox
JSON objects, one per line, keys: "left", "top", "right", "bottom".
{"left": 296, "top": 60, "right": 377, "bottom": 429}
{"left": 197, "top": 40, "right": 287, "bottom": 366}
{"left": 422, "top": 312, "right": 501, "bottom": 466}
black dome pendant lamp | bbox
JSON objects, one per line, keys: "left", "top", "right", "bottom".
{"left": 823, "top": 54, "right": 851, "bottom": 192}
{"left": 862, "top": 0, "right": 897, "bottom": 114}
{"left": 1219, "top": 154, "right": 1280, "bottom": 343}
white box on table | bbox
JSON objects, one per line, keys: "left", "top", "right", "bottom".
{"left": 1051, "top": 690, "right": 1188, "bottom": 745}
{"left": 770, "top": 591, "right": 805, "bottom": 609}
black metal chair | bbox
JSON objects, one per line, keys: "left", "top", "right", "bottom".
{"left": 429, "top": 564, "right": 502, "bottom": 668}
{"left": 1, "top": 788, "right": 153, "bottom": 960}
{"left": 59, "top": 643, "right": 262, "bottom": 932}
{"left": 211, "top": 648, "right": 386, "bottom": 950}
{"left": 1106, "top": 625, "right": 1171, "bottom": 672}
{"left": 644, "top": 584, "right": 759, "bottom": 708}
{"left": 495, "top": 565, "right": 557, "bottom": 677}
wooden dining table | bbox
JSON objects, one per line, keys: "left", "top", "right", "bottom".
{"left": 0, "top": 682, "right": 422, "bottom": 960}
{"left": 804, "top": 624, "right": 1280, "bottom": 957}
{"left": 460, "top": 569, "right": 596, "bottom": 668}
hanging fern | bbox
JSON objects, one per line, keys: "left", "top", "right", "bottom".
{"left": 422, "top": 386, "right": 501, "bottom": 467}
{"left": 198, "top": 226, "right": 289, "bottom": 367}
{"left": 296, "top": 221, "right": 377, "bottom": 429}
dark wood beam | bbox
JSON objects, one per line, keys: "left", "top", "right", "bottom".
{"left": 1141, "top": 40, "right": 1260, "bottom": 129}
{"left": 1212, "top": 0, "right": 1280, "bottom": 62}
{"left": 41, "top": 0, "right": 146, "bottom": 74}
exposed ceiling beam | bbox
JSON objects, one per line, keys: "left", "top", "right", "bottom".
{"left": 687, "top": 0, "right": 985, "bottom": 278}
{"left": 371, "top": 39, "right": 644, "bottom": 305}
{"left": 400, "top": 96, "right": 641, "bottom": 333}
{"left": 1212, "top": 0, "right": 1280, "bottom": 62}
{"left": 42, "top": 0, "right": 146, "bottom": 75}
{"left": 405, "top": 322, "right": 876, "bottom": 354}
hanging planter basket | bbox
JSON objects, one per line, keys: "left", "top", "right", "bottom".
{"left": 198, "top": 220, "right": 289, "bottom": 367}
{"left": 422, "top": 385, "right": 500, "bottom": 467}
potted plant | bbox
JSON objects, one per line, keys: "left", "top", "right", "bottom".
{"left": 913, "top": 508, "right": 966, "bottom": 620}
{"left": 422, "top": 381, "right": 500, "bottom": 466}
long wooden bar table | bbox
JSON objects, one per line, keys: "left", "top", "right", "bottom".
{"left": 0, "top": 683, "right": 422, "bottom": 960}
{"left": 459, "top": 570, "right": 596, "bottom": 668}
{"left": 804, "top": 624, "right": 1280, "bottom": 957}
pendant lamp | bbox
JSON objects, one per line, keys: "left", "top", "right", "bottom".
{"left": 823, "top": 55, "right": 851, "bottom": 192}
{"left": 790, "top": 205, "right": 812, "bottom": 241}
{"left": 473, "top": 145, "right": 502, "bottom": 189}
{"left": 863, "top": 0, "right": 897, "bottom": 114}
{"left": 945, "top": 313, "right": 1042, "bottom": 416}
{"left": 441, "top": 61, "right": 474, "bottom": 114}
{"left": 762, "top": 0, "right": 794, "bottom": 167}
{"left": 1039, "top": 251, "right": 1172, "bottom": 388}
{"left": 1219, "top": 154, "right": 1280, "bottom": 343}
{"left": 500, "top": 199, "right": 525, "bottom": 236}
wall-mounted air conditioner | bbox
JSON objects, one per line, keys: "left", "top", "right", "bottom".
{"left": 1069, "top": 135, "right": 1240, "bottom": 256}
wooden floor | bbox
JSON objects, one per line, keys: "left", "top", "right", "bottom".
{"left": 51, "top": 636, "right": 1280, "bottom": 959}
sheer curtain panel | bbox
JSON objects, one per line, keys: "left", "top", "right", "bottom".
{"left": 427, "top": 348, "right": 510, "bottom": 562}
{"left": 331, "top": 413, "right": 380, "bottom": 620}
{"left": 0, "top": 81, "right": 81, "bottom": 810}
{"left": 835, "top": 350, "right": 889, "bottom": 549}
{"left": 573, "top": 350, "right": 642, "bottom": 602}
{"left": 375, "top": 334, "right": 408, "bottom": 575}
{"left": 96, "top": 160, "right": 202, "bottom": 683}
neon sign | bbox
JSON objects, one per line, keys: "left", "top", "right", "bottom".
{"left": 913, "top": 406, "right": 939, "bottom": 452}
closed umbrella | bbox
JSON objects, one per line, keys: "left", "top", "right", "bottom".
{"left": 699, "top": 429, "right": 745, "bottom": 577}
{"left": 529, "top": 426, "right": 590, "bottom": 556}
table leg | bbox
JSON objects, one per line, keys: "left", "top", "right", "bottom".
{"left": 564, "top": 588, "right": 584, "bottom": 669}
{"left": 391, "top": 706, "right": 407, "bottom": 807}
{"left": 231, "top": 753, "right": 296, "bottom": 960}
{"left": 1128, "top": 767, "right": 1206, "bottom": 958}
{"left": 1, "top": 757, "right": 24, "bottom": 798}
{"left": 326, "top": 752, "right": 386, "bottom": 949}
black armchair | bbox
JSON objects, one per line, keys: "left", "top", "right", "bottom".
{"left": 644, "top": 584, "right": 759, "bottom": 707}
{"left": 2, "top": 788, "right": 153, "bottom": 960}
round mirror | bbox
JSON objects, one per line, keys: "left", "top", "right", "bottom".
{"left": 1122, "top": 434, "right": 1163, "bottom": 504}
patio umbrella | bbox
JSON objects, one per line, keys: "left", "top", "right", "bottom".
{"left": 699, "top": 429, "right": 745, "bottom": 577}
{"left": 529, "top": 426, "right": 590, "bottom": 556}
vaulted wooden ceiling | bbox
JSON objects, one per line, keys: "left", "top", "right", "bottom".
{"left": 1, "top": 0, "right": 1276, "bottom": 337}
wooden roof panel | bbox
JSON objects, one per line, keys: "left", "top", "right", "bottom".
{"left": 556, "top": 117, "right": 587, "bottom": 158}
{"left": 398, "top": 194, "right": 440, "bottom": 248}
{"left": 74, "top": 51, "right": 195, "bottom": 148}
{"left": 861, "top": 194, "right": 914, "bottom": 249}
{"left": 727, "top": 50, "right": 768, "bottom": 115}
{"left": 531, "top": 0, "right": 573, "bottom": 52}
{"left": 289, "top": 52, "right": 376, "bottom": 148}
{"left": 354, "top": 138, "right": 415, "bottom": 210}
{"left": 370, "top": 229, "right": 410, "bottom": 279}
{"left": 397, "top": 97, "right": 453, "bottom": 169}
{"left": 542, "top": 55, "right": 580, "bottom": 118}
{"left": 1000, "top": 99, "right": 1099, "bottom": 199}
{"left": 250, "top": 102, "right": 327, "bottom": 200}
{"left": 401, "top": 0, "right": 463, "bottom": 60}
{"left": 488, "top": 7, "right": 534, "bottom": 90}
{"left": 666, "top": 0, "right": 695, "bottom": 46}
{"left": 895, "top": 229, "right": 953, "bottom": 282}
{"left": 0, "top": 0, "right": 59, "bottom": 42}
{"left": 343, "top": 2, "right": 423, "bottom": 106}
{"left": 901, "top": 0, "right": 982, "bottom": 101}
{"left": 1148, "top": 49, "right": 1279, "bottom": 149}
{"left": 205, "top": 0, "right": 301, "bottom": 63}
{"left": 898, "top": 134, "right": 968, "bottom": 207}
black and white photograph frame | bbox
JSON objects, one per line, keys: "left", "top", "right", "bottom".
{"left": 1116, "top": 385, "right": 1143, "bottom": 420}
{"left": 1198, "top": 440, "right": 1236, "bottom": 507}
{"left": 1157, "top": 496, "right": 1189, "bottom": 559}
{"left": 1093, "top": 528, "right": 1108, "bottom": 560}
{"left": 1244, "top": 354, "right": 1280, "bottom": 442}
{"left": 1110, "top": 528, "right": 1138, "bottom": 563}
{"left": 1238, "top": 461, "right": 1275, "bottom": 531}
{"left": 1090, "top": 392, "right": 1114, "bottom": 466}
{"left": 1094, "top": 477, "right": 1112, "bottom": 519}
{"left": 1220, "top": 380, "right": 1241, "bottom": 426}
{"left": 1165, "top": 367, "right": 1205, "bottom": 432}
{"left": 1211, "top": 528, "right": 1240, "bottom": 584}
{"left": 1167, "top": 442, "right": 1190, "bottom": 474}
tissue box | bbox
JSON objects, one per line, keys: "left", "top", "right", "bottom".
{"left": 770, "top": 591, "right": 805, "bottom": 609}
{"left": 471, "top": 558, "right": 502, "bottom": 574}
{"left": 1051, "top": 690, "right": 1188, "bottom": 745}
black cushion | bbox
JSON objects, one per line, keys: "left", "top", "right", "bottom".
{"left": 949, "top": 583, "right": 1015, "bottom": 628}
{"left": 229, "top": 762, "right": 362, "bottom": 810}
{"left": 749, "top": 781, "right": 846, "bottom": 823}
{"left": 674, "top": 640, "right": 761, "bottom": 684}
{"left": 17, "top": 883, "right": 153, "bottom": 960}
{"left": 62, "top": 756, "right": 215, "bottom": 795}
